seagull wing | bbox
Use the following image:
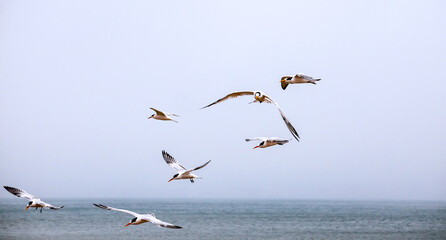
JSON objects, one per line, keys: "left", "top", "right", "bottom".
{"left": 268, "top": 137, "right": 290, "bottom": 145}
{"left": 93, "top": 203, "right": 139, "bottom": 217}
{"left": 281, "top": 81, "right": 289, "bottom": 90}
{"left": 201, "top": 91, "right": 254, "bottom": 109}
{"left": 162, "top": 150, "right": 187, "bottom": 172}
{"left": 185, "top": 160, "right": 211, "bottom": 173}
{"left": 150, "top": 108, "right": 167, "bottom": 117}
{"left": 265, "top": 96, "right": 300, "bottom": 141}
{"left": 3, "top": 186, "right": 40, "bottom": 201}
{"left": 245, "top": 137, "right": 267, "bottom": 142}
{"left": 143, "top": 214, "right": 182, "bottom": 229}
{"left": 295, "top": 73, "right": 314, "bottom": 80}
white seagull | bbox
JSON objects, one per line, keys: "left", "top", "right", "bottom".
{"left": 280, "top": 74, "right": 321, "bottom": 90}
{"left": 245, "top": 137, "right": 291, "bottom": 149}
{"left": 93, "top": 203, "right": 182, "bottom": 229}
{"left": 201, "top": 90, "right": 300, "bottom": 141}
{"left": 162, "top": 150, "right": 211, "bottom": 183}
{"left": 3, "top": 186, "right": 64, "bottom": 213}
{"left": 148, "top": 107, "right": 179, "bottom": 123}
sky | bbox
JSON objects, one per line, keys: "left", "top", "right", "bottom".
{"left": 0, "top": 0, "right": 445, "bottom": 200}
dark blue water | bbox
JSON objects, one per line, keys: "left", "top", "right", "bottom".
{"left": 0, "top": 199, "right": 445, "bottom": 239}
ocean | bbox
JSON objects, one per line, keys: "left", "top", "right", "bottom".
{"left": 0, "top": 199, "right": 445, "bottom": 240}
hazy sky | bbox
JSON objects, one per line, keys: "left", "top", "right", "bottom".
{"left": 1, "top": 0, "right": 445, "bottom": 200}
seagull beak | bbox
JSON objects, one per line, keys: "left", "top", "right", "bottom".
{"left": 252, "top": 146, "right": 259, "bottom": 149}
{"left": 124, "top": 223, "right": 131, "bottom": 227}
{"left": 147, "top": 116, "right": 153, "bottom": 119}
{"left": 280, "top": 79, "right": 285, "bottom": 82}
{"left": 25, "top": 206, "right": 29, "bottom": 211}
{"left": 168, "top": 178, "right": 174, "bottom": 182}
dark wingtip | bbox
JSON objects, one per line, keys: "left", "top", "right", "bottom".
{"left": 170, "top": 225, "right": 182, "bottom": 229}
{"left": 162, "top": 150, "right": 170, "bottom": 158}
{"left": 93, "top": 203, "right": 104, "bottom": 209}
{"left": 3, "top": 186, "right": 20, "bottom": 196}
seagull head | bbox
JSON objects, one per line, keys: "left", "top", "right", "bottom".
{"left": 124, "top": 217, "right": 137, "bottom": 227}
{"left": 25, "top": 201, "right": 32, "bottom": 210}
{"left": 168, "top": 173, "right": 179, "bottom": 182}
{"left": 253, "top": 141, "right": 265, "bottom": 149}
{"left": 254, "top": 91, "right": 263, "bottom": 101}
{"left": 147, "top": 114, "right": 155, "bottom": 119}
{"left": 280, "top": 76, "right": 291, "bottom": 82}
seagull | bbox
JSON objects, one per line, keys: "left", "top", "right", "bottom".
{"left": 3, "top": 186, "right": 64, "bottom": 213}
{"left": 93, "top": 203, "right": 182, "bottom": 229}
{"left": 148, "top": 107, "right": 179, "bottom": 123}
{"left": 280, "top": 74, "right": 321, "bottom": 90}
{"left": 245, "top": 137, "right": 291, "bottom": 149}
{"left": 201, "top": 90, "right": 300, "bottom": 141}
{"left": 162, "top": 150, "right": 211, "bottom": 183}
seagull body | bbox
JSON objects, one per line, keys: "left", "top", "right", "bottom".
{"left": 201, "top": 90, "right": 300, "bottom": 141}
{"left": 162, "top": 150, "right": 211, "bottom": 183}
{"left": 245, "top": 137, "right": 291, "bottom": 149}
{"left": 280, "top": 74, "right": 321, "bottom": 90}
{"left": 93, "top": 203, "right": 182, "bottom": 229}
{"left": 148, "top": 107, "right": 179, "bottom": 123}
{"left": 3, "top": 186, "right": 64, "bottom": 212}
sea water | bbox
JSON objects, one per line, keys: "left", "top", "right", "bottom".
{"left": 0, "top": 199, "right": 445, "bottom": 240}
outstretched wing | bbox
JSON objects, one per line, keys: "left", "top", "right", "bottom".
{"left": 281, "top": 81, "right": 289, "bottom": 90}
{"left": 144, "top": 214, "right": 182, "bottom": 229}
{"left": 185, "top": 160, "right": 211, "bottom": 173}
{"left": 162, "top": 150, "right": 187, "bottom": 173}
{"left": 93, "top": 203, "right": 139, "bottom": 217}
{"left": 245, "top": 137, "right": 267, "bottom": 142}
{"left": 265, "top": 96, "right": 300, "bottom": 141}
{"left": 268, "top": 137, "right": 291, "bottom": 145}
{"left": 4, "top": 186, "right": 40, "bottom": 201}
{"left": 280, "top": 76, "right": 292, "bottom": 90}
{"left": 295, "top": 73, "right": 314, "bottom": 80}
{"left": 44, "top": 203, "right": 64, "bottom": 210}
{"left": 201, "top": 91, "right": 254, "bottom": 109}
{"left": 150, "top": 108, "right": 167, "bottom": 117}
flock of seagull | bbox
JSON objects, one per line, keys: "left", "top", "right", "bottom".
{"left": 4, "top": 73, "right": 320, "bottom": 230}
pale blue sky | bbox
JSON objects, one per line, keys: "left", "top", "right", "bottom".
{"left": 1, "top": 0, "right": 445, "bottom": 200}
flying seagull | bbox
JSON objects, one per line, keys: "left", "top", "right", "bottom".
{"left": 148, "top": 107, "right": 179, "bottom": 123}
{"left": 201, "top": 90, "right": 300, "bottom": 141}
{"left": 93, "top": 203, "right": 182, "bottom": 229}
{"left": 3, "top": 186, "right": 64, "bottom": 213}
{"left": 245, "top": 137, "right": 291, "bottom": 149}
{"left": 162, "top": 150, "right": 211, "bottom": 183}
{"left": 280, "top": 74, "right": 321, "bottom": 90}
